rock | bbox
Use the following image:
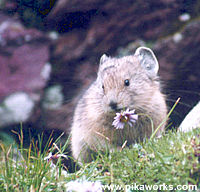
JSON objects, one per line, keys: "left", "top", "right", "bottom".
{"left": 153, "top": 20, "right": 200, "bottom": 126}
{"left": 0, "top": 13, "right": 50, "bottom": 127}
{"left": 0, "top": 14, "right": 50, "bottom": 100}
{"left": 179, "top": 101, "right": 200, "bottom": 132}
{"left": 39, "top": 102, "right": 76, "bottom": 133}
{"left": 0, "top": 0, "right": 17, "bottom": 14}
{"left": 42, "top": 1, "right": 200, "bottom": 131}
{"left": 1, "top": 1, "right": 200, "bottom": 132}
{"left": 43, "top": 21, "right": 200, "bottom": 131}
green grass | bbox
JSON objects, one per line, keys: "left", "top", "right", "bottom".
{"left": 0, "top": 127, "right": 199, "bottom": 191}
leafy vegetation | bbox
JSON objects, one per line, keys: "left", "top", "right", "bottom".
{"left": 0, "top": 126, "right": 199, "bottom": 191}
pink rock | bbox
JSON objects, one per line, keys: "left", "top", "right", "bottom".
{"left": 0, "top": 14, "right": 50, "bottom": 101}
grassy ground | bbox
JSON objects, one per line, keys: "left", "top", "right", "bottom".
{"left": 0, "top": 127, "right": 199, "bottom": 191}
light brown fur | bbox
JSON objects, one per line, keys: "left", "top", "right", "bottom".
{"left": 71, "top": 47, "right": 167, "bottom": 163}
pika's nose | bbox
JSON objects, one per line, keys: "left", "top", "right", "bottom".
{"left": 109, "top": 101, "right": 118, "bottom": 111}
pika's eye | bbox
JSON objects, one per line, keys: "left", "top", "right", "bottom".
{"left": 124, "top": 79, "right": 130, "bottom": 86}
{"left": 102, "top": 84, "right": 105, "bottom": 90}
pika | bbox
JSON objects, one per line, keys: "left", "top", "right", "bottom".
{"left": 71, "top": 47, "right": 167, "bottom": 163}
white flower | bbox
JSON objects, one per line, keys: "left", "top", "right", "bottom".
{"left": 66, "top": 180, "right": 102, "bottom": 192}
{"left": 0, "top": 92, "right": 34, "bottom": 126}
{"left": 42, "top": 85, "right": 64, "bottom": 110}
{"left": 112, "top": 108, "right": 138, "bottom": 129}
{"left": 179, "top": 13, "right": 191, "bottom": 22}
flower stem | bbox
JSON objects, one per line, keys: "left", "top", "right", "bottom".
{"left": 150, "top": 97, "right": 180, "bottom": 140}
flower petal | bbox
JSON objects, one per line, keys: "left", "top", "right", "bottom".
{"left": 112, "top": 108, "right": 138, "bottom": 129}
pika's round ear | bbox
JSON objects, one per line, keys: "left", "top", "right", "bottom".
{"left": 98, "top": 54, "right": 110, "bottom": 74}
{"left": 134, "top": 47, "right": 159, "bottom": 78}
{"left": 99, "top": 54, "right": 109, "bottom": 65}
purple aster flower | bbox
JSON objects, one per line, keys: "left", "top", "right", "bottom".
{"left": 112, "top": 108, "right": 138, "bottom": 129}
{"left": 44, "top": 152, "right": 68, "bottom": 168}
{"left": 44, "top": 152, "right": 68, "bottom": 161}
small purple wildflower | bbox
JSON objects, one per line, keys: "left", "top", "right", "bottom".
{"left": 44, "top": 152, "right": 68, "bottom": 161}
{"left": 112, "top": 108, "right": 138, "bottom": 129}
{"left": 44, "top": 152, "right": 68, "bottom": 168}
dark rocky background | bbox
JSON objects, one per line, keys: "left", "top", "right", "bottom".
{"left": 0, "top": 0, "right": 200, "bottom": 146}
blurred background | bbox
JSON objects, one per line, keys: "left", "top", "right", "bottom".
{"left": 0, "top": 0, "right": 200, "bottom": 146}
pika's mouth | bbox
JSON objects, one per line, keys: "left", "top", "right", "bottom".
{"left": 112, "top": 107, "right": 130, "bottom": 113}
{"left": 110, "top": 107, "right": 123, "bottom": 113}
{"left": 108, "top": 101, "right": 137, "bottom": 113}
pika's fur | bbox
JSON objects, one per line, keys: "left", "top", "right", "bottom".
{"left": 71, "top": 47, "right": 167, "bottom": 162}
